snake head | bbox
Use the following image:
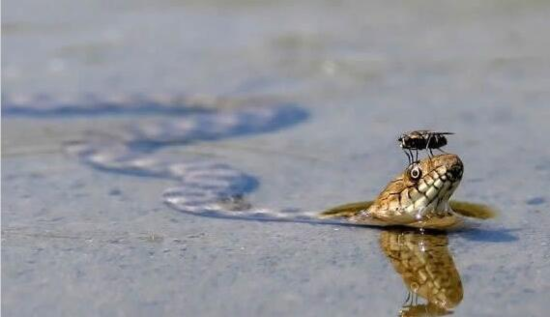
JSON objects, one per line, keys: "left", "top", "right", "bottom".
{"left": 353, "top": 154, "right": 464, "bottom": 227}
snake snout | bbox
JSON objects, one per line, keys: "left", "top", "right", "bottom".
{"left": 445, "top": 155, "right": 463, "bottom": 181}
{"left": 448, "top": 164, "right": 463, "bottom": 181}
{"left": 430, "top": 154, "right": 463, "bottom": 181}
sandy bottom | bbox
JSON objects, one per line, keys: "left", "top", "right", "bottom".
{"left": 3, "top": 1, "right": 550, "bottom": 316}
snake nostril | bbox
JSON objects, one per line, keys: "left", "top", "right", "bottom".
{"left": 448, "top": 165, "right": 463, "bottom": 179}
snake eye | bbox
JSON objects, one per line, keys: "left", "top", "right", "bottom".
{"left": 409, "top": 165, "right": 422, "bottom": 180}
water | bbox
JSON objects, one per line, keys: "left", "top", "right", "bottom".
{"left": 3, "top": 1, "right": 550, "bottom": 316}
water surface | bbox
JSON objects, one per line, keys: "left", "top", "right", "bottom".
{"left": 3, "top": 1, "right": 550, "bottom": 316}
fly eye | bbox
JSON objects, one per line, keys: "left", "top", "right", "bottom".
{"left": 409, "top": 166, "right": 422, "bottom": 180}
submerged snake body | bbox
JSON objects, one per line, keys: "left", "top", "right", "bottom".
{"left": 4, "top": 94, "right": 318, "bottom": 219}
{"left": 5, "top": 94, "right": 476, "bottom": 229}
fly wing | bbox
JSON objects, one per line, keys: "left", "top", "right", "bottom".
{"left": 435, "top": 132, "right": 454, "bottom": 135}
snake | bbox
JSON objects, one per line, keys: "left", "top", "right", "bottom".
{"left": 3, "top": 93, "right": 494, "bottom": 230}
{"left": 319, "top": 153, "right": 491, "bottom": 229}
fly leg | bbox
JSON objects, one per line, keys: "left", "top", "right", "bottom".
{"left": 403, "top": 148, "right": 412, "bottom": 164}
{"left": 426, "top": 133, "right": 434, "bottom": 159}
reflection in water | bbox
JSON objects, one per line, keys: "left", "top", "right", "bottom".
{"left": 380, "top": 230, "right": 462, "bottom": 317}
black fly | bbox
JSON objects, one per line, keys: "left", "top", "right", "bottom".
{"left": 398, "top": 130, "right": 454, "bottom": 163}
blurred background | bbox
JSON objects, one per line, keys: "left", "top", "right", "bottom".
{"left": 3, "top": 1, "right": 550, "bottom": 316}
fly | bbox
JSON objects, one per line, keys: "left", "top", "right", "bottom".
{"left": 398, "top": 130, "right": 454, "bottom": 163}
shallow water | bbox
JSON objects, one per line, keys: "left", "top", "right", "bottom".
{"left": 3, "top": 1, "right": 550, "bottom": 316}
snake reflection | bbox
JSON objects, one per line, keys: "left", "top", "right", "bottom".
{"left": 380, "top": 230, "right": 462, "bottom": 317}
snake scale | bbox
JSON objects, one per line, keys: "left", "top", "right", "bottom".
{"left": 3, "top": 94, "right": 492, "bottom": 229}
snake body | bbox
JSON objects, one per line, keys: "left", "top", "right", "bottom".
{"left": 4, "top": 94, "right": 483, "bottom": 229}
